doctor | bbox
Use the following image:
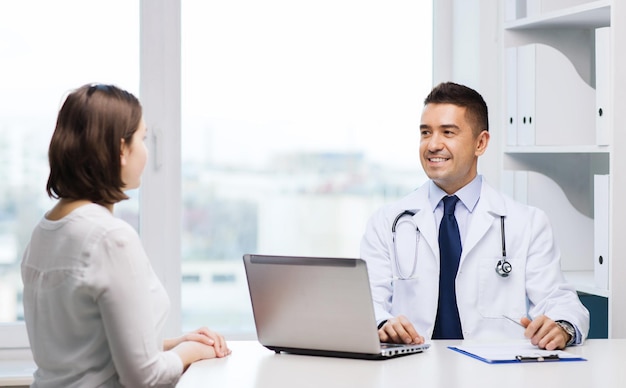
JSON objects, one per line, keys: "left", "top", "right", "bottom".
{"left": 360, "top": 82, "right": 589, "bottom": 351}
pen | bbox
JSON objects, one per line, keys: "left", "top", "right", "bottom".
{"left": 502, "top": 314, "right": 525, "bottom": 328}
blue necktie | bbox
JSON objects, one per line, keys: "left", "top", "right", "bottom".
{"left": 432, "top": 195, "right": 463, "bottom": 339}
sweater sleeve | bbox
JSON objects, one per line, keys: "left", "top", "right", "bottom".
{"left": 90, "top": 225, "right": 184, "bottom": 387}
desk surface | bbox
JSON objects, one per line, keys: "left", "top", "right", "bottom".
{"left": 177, "top": 339, "right": 626, "bottom": 388}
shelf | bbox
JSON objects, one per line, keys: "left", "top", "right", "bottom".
{"left": 504, "top": 145, "right": 611, "bottom": 154}
{"left": 563, "top": 270, "right": 609, "bottom": 298}
{"left": 505, "top": 1, "right": 610, "bottom": 30}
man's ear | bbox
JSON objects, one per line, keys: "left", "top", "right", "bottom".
{"left": 475, "top": 130, "right": 490, "bottom": 156}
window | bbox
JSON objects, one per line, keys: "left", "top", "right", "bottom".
{"left": 181, "top": 0, "right": 432, "bottom": 337}
{"left": 1, "top": 0, "right": 433, "bottom": 345}
{"left": 0, "top": 0, "right": 138, "bottom": 344}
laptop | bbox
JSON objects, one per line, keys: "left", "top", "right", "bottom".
{"left": 243, "top": 254, "right": 430, "bottom": 360}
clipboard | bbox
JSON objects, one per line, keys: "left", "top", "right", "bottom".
{"left": 448, "top": 343, "right": 587, "bottom": 364}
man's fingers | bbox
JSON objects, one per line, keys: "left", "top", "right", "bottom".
{"left": 520, "top": 317, "right": 531, "bottom": 328}
{"left": 523, "top": 315, "right": 567, "bottom": 350}
{"left": 379, "top": 316, "right": 424, "bottom": 344}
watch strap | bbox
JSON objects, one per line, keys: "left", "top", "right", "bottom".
{"left": 555, "top": 320, "right": 576, "bottom": 346}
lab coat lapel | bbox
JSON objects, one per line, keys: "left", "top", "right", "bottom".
{"left": 407, "top": 188, "right": 439, "bottom": 261}
{"left": 459, "top": 183, "right": 507, "bottom": 264}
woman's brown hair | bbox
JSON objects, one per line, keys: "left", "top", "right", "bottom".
{"left": 46, "top": 84, "right": 142, "bottom": 205}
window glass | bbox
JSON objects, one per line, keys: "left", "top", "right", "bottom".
{"left": 0, "top": 0, "right": 139, "bottom": 324}
{"left": 181, "top": 0, "right": 432, "bottom": 337}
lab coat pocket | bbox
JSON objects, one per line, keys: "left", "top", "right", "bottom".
{"left": 391, "top": 277, "right": 431, "bottom": 334}
{"left": 476, "top": 255, "right": 526, "bottom": 319}
{"left": 391, "top": 277, "right": 422, "bottom": 317}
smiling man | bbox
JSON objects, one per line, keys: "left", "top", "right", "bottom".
{"left": 360, "top": 82, "right": 589, "bottom": 350}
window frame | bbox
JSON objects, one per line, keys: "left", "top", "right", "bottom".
{"left": 0, "top": 0, "right": 182, "bottom": 349}
{"left": 138, "top": 0, "right": 183, "bottom": 338}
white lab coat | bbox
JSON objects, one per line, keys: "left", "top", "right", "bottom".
{"left": 360, "top": 179, "right": 590, "bottom": 342}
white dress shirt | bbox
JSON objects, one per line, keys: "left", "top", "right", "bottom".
{"left": 21, "top": 203, "right": 183, "bottom": 387}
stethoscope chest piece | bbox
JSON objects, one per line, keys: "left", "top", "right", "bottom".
{"left": 495, "top": 258, "right": 512, "bottom": 277}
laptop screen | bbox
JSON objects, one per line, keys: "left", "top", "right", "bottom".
{"left": 243, "top": 254, "right": 383, "bottom": 355}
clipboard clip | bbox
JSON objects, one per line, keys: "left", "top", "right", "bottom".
{"left": 515, "top": 354, "right": 560, "bottom": 362}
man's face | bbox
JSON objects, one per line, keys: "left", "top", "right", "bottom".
{"left": 419, "top": 103, "right": 489, "bottom": 194}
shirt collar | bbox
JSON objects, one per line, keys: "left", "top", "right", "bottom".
{"left": 428, "top": 175, "right": 482, "bottom": 213}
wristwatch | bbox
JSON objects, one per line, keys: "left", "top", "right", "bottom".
{"left": 555, "top": 320, "right": 576, "bottom": 346}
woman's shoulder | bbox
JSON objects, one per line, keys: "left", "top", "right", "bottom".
{"left": 55, "top": 204, "right": 140, "bottom": 250}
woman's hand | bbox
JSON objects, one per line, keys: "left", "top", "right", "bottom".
{"left": 165, "top": 327, "right": 231, "bottom": 358}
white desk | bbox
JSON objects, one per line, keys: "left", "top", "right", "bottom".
{"left": 177, "top": 340, "right": 626, "bottom": 388}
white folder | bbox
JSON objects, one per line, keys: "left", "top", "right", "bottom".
{"left": 505, "top": 0, "right": 524, "bottom": 21}
{"left": 516, "top": 45, "right": 535, "bottom": 146}
{"left": 595, "top": 27, "right": 611, "bottom": 146}
{"left": 516, "top": 43, "right": 595, "bottom": 146}
{"left": 594, "top": 174, "right": 610, "bottom": 290}
{"left": 526, "top": 0, "right": 541, "bottom": 18}
{"left": 506, "top": 47, "right": 518, "bottom": 146}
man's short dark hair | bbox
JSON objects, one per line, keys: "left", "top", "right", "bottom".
{"left": 424, "top": 82, "right": 489, "bottom": 135}
{"left": 46, "top": 84, "right": 142, "bottom": 205}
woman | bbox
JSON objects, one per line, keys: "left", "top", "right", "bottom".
{"left": 21, "top": 84, "right": 230, "bottom": 387}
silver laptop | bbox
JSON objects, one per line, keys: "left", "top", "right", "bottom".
{"left": 243, "top": 254, "right": 430, "bottom": 360}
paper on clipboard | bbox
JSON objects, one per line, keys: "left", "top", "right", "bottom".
{"left": 448, "top": 343, "right": 586, "bottom": 364}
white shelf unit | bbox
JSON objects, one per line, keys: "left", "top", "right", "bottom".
{"left": 505, "top": 145, "right": 610, "bottom": 153}
{"left": 505, "top": 0, "right": 610, "bottom": 29}
{"left": 501, "top": 0, "right": 626, "bottom": 336}
{"left": 432, "top": 0, "right": 626, "bottom": 338}
{"left": 564, "top": 270, "right": 609, "bottom": 298}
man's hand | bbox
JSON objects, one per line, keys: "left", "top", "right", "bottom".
{"left": 378, "top": 315, "right": 424, "bottom": 345}
{"left": 520, "top": 315, "right": 571, "bottom": 350}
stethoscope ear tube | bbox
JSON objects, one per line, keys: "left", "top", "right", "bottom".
{"left": 392, "top": 210, "right": 417, "bottom": 233}
{"left": 391, "top": 210, "right": 418, "bottom": 280}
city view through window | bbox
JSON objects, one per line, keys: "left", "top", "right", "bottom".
{"left": 179, "top": 0, "right": 432, "bottom": 336}
{"left": 0, "top": 1, "right": 432, "bottom": 341}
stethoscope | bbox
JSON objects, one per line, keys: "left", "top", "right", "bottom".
{"left": 391, "top": 210, "right": 512, "bottom": 280}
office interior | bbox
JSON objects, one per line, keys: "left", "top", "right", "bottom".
{"left": 1, "top": 0, "right": 625, "bottom": 386}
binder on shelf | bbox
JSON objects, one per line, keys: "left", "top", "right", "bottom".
{"left": 539, "top": 0, "right": 597, "bottom": 14}
{"left": 506, "top": 48, "right": 518, "bottom": 146}
{"left": 595, "top": 27, "right": 611, "bottom": 146}
{"left": 526, "top": 0, "right": 541, "bottom": 18}
{"left": 505, "top": 0, "right": 525, "bottom": 21}
{"left": 515, "top": 43, "right": 595, "bottom": 146}
{"left": 594, "top": 174, "right": 609, "bottom": 290}
{"left": 516, "top": 45, "right": 536, "bottom": 146}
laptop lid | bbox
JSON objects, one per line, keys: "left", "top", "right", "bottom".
{"left": 243, "top": 254, "right": 429, "bottom": 359}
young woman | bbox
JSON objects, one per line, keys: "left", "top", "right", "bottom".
{"left": 21, "top": 84, "right": 230, "bottom": 387}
